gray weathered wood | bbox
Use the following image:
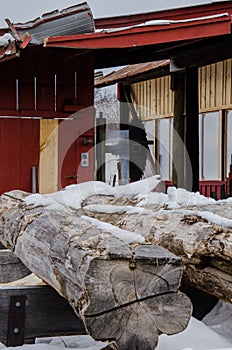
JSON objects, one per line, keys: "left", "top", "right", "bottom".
{"left": 82, "top": 195, "right": 232, "bottom": 303}
{"left": 0, "top": 191, "right": 192, "bottom": 350}
{"left": 0, "top": 250, "right": 31, "bottom": 283}
{"left": 0, "top": 285, "right": 86, "bottom": 344}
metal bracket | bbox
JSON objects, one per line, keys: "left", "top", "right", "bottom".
{"left": 7, "top": 295, "right": 26, "bottom": 347}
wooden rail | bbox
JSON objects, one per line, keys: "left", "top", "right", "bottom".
{"left": 0, "top": 250, "right": 86, "bottom": 347}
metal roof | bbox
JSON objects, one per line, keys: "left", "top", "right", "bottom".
{"left": 95, "top": 0, "right": 232, "bottom": 29}
{"left": 0, "top": 29, "right": 31, "bottom": 62}
{"left": 11, "top": 2, "right": 95, "bottom": 45}
{"left": 95, "top": 60, "right": 170, "bottom": 87}
{"left": 0, "top": 2, "right": 95, "bottom": 63}
{"left": 45, "top": 8, "right": 232, "bottom": 69}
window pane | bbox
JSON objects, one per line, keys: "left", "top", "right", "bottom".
{"left": 227, "top": 111, "right": 232, "bottom": 177}
{"left": 202, "top": 112, "right": 219, "bottom": 180}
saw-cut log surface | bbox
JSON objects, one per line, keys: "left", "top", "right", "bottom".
{"left": 0, "top": 191, "right": 192, "bottom": 350}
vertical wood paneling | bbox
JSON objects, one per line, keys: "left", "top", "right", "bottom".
{"left": 39, "top": 119, "right": 58, "bottom": 193}
{"left": 225, "top": 59, "right": 231, "bottom": 106}
{"left": 215, "top": 61, "right": 223, "bottom": 108}
{"left": 201, "top": 66, "right": 206, "bottom": 110}
{"left": 131, "top": 58, "right": 232, "bottom": 121}
{"left": 151, "top": 79, "right": 156, "bottom": 115}
{"left": 205, "top": 65, "right": 211, "bottom": 109}
{"left": 160, "top": 76, "right": 165, "bottom": 115}
{"left": 0, "top": 119, "right": 40, "bottom": 194}
{"left": 210, "top": 63, "right": 216, "bottom": 108}
{"left": 222, "top": 60, "right": 227, "bottom": 106}
{"left": 157, "top": 78, "right": 162, "bottom": 116}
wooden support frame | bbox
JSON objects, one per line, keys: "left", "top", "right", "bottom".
{"left": 186, "top": 67, "right": 199, "bottom": 192}
{"left": 0, "top": 286, "right": 86, "bottom": 346}
{"left": 171, "top": 71, "right": 185, "bottom": 188}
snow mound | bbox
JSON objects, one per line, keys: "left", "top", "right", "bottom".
{"left": 137, "top": 186, "right": 216, "bottom": 209}
{"left": 24, "top": 176, "right": 160, "bottom": 210}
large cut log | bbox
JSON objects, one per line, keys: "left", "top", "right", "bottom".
{"left": 0, "top": 191, "right": 192, "bottom": 350}
{"left": 81, "top": 193, "right": 232, "bottom": 303}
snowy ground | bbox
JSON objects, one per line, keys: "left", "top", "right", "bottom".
{"left": 3, "top": 176, "right": 232, "bottom": 350}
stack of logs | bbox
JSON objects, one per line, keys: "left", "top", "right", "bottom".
{"left": 1, "top": 188, "right": 232, "bottom": 349}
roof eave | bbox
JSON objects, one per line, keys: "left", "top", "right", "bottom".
{"left": 44, "top": 15, "right": 231, "bottom": 50}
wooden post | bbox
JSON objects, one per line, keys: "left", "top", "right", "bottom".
{"left": 185, "top": 68, "right": 199, "bottom": 192}
{"left": 119, "top": 84, "right": 130, "bottom": 128}
{"left": 96, "top": 112, "right": 106, "bottom": 182}
{"left": 172, "top": 72, "right": 185, "bottom": 188}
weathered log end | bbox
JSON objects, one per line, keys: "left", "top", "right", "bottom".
{"left": 81, "top": 245, "right": 192, "bottom": 350}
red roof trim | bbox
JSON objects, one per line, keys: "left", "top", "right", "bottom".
{"left": 45, "top": 15, "right": 231, "bottom": 50}
{"left": 95, "top": 1, "right": 232, "bottom": 29}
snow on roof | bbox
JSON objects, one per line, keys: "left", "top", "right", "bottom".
{"left": 95, "top": 12, "right": 229, "bottom": 33}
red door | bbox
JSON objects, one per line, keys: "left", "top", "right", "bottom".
{"left": 0, "top": 118, "right": 40, "bottom": 194}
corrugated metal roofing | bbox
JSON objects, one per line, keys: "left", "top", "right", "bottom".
{"left": 12, "top": 2, "right": 95, "bottom": 45}
{"left": 0, "top": 2, "right": 95, "bottom": 63}
{"left": 95, "top": 60, "right": 170, "bottom": 87}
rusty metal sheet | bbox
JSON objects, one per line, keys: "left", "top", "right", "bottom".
{"left": 95, "top": 60, "right": 170, "bottom": 87}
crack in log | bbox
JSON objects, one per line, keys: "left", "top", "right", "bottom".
{"left": 84, "top": 291, "right": 176, "bottom": 318}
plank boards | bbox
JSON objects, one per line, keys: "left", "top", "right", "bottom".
{"left": 0, "top": 286, "right": 86, "bottom": 345}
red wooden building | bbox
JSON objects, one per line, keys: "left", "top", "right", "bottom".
{"left": 1, "top": 1, "right": 232, "bottom": 195}
{"left": 0, "top": 3, "right": 95, "bottom": 194}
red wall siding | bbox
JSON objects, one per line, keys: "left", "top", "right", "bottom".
{"left": 0, "top": 118, "right": 40, "bottom": 194}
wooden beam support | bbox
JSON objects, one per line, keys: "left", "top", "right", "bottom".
{"left": 0, "top": 286, "right": 86, "bottom": 345}
{"left": 119, "top": 84, "right": 130, "bottom": 127}
{"left": 172, "top": 72, "right": 185, "bottom": 188}
{"left": 185, "top": 67, "right": 199, "bottom": 192}
{"left": 96, "top": 112, "right": 106, "bottom": 182}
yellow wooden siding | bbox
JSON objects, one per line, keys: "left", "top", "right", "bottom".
{"left": 200, "top": 60, "right": 232, "bottom": 112}
{"left": 132, "top": 75, "right": 174, "bottom": 120}
{"left": 131, "top": 59, "right": 232, "bottom": 120}
{"left": 39, "top": 119, "right": 59, "bottom": 193}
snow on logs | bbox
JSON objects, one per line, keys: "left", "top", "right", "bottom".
{"left": 81, "top": 189, "right": 232, "bottom": 303}
{"left": 0, "top": 189, "right": 192, "bottom": 350}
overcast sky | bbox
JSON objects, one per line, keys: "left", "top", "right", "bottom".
{"left": 0, "top": 0, "right": 225, "bottom": 28}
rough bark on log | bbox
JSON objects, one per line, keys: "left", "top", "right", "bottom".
{"left": 0, "top": 191, "right": 192, "bottom": 350}
{"left": 81, "top": 195, "right": 232, "bottom": 303}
